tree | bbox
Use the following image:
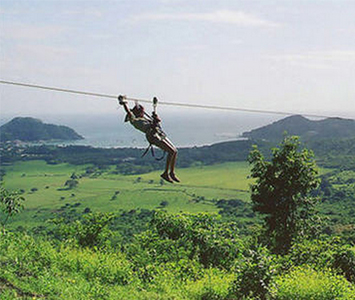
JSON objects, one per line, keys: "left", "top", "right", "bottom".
{"left": 147, "top": 211, "right": 244, "bottom": 268}
{"left": 54, "top": 212, "right": 114, "bottom": 248}
{"left": 64, "top": 179, "right": 78, "bottom": 189}
{"left": 248, "top": 136, "right": 320, "bottom": 254}
{"left": 0, "top": 183, "right": 25, "bottom": 227}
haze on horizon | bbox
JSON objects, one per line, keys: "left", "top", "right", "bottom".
{"left": 1, "top": 0, "right": 355, "bottom": 120}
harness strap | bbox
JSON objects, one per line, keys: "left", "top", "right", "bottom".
{"left": 141, "top": 144, "right": 166, "bottom": 161}
{"left": 140, "top": 96, "right": 166, "bottom": 161}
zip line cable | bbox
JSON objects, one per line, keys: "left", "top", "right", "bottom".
{"left": 0, "top": 79, "right": 352, "bottom": 120}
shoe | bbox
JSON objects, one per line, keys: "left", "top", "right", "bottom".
{"left": 161, "top": 172, "right": 174, "bottom": 183}
{"left": 169, "top": 172, "right": 180, "bottom": 183}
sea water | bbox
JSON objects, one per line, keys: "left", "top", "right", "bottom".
{"left": 0, "top": 111, "right": 283, "bottom": 148}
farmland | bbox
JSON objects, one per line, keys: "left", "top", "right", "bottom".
{"left": 3, "top": 160, "right": 252, "bottom": 229}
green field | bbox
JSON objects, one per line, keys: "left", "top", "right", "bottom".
{"left": 3, "top": 160, "right": 253, "bottom": 229}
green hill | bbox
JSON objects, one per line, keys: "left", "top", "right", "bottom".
{"left": 242, "top": 115, "right": 355, "bottom": 141}
{"left": 0, "top": 117, "right": 84, "bottom": 142}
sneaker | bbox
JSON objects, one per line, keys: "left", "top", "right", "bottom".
{"left": 169, "top": 172, "right": 180, "bottom": 183}
{"left": 161, "top": 172, "right": 174, "bottom": 183}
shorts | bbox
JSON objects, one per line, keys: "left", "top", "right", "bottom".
{"left": 146, "top": 128, "right": 167, "bottom": 146}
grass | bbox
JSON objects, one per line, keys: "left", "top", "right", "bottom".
{"left": 2, "top": 160, "right": 253, "bottom": 229}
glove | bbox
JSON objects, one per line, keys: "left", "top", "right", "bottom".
{"left": 118, "top": 95, "right": 127, "bottom": 105}
{"left": 152, "top": 112, "right": 161, "bottom": 122}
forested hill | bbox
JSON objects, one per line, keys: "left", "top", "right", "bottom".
{"left": 0, "top": 117, "right": 84, "bottom": 142}
{"left": 242, "top": 115, "right": 355, "bottom": 141}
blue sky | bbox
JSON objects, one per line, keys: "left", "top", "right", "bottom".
{"left": 1, "top": 0, "right": 354, "bottom": 118}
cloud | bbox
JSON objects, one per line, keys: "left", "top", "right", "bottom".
{"left": 0, "top": 7, "right": 20, "bottom": 15}
{"left": 269, "top": 51, "right": 355, "bottom": 69}
{"left": 15, "top": 44, "right": 76, "bottom": 61}
{"left": 0, "top": 42, "right": 76, "bottom": 77}
{"left": 62, "top": 9, "right": 103, "bottom": 18}
{"left": 0, "top": 23, "right": 67, "bottom": 40}
{"left": 131, "top": 10, "right": 279, "bottom": 27}
{"left": 89, "top": 33, "right": 114, "bottom": 40}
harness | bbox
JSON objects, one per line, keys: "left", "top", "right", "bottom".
{"left": 124, "top": 96, "right": 166, "bottom": 161}
{"left": 130, "top": 97, "right": 167, "bottom": 161}
{"left": 141, "top": 142, "right": 166, "bottom": 161}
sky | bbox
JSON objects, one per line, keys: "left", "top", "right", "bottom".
{"left": 0, "top": 0, "right": 355, "bottom": 119}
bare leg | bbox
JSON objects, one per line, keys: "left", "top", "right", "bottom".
{"left": 151, "top": 139, "right": 175, "bottom": 183}
{"left": 165, "top": 152, "right": 173, "bottom": 174}
{"left": 163, "top": 139, "right": 179, "bottom": 182}
{"left": 147, "top": 134, "right": 180, "bottom": 183}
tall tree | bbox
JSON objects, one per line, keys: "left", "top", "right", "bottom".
{"left": 248, "top": 136, "right": 320, "bottom": 254}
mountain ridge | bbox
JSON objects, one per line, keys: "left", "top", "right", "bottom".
{"left": 242, "top": 115, "right": 355, "bottom": 141}
{"left": 0, "top": 117, "right": 84, "bottom": 142}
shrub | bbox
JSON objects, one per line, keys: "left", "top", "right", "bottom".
{"left": 56, "top": 212, "right": 114, "bottom": 248}
{"left": 285, "top": 238, "right": 336, "bottom": 270}
{"left": 150, "top": 211, "right": 244, "bottom": 269}
{"left": 0, "top": 184, "right": 25, "bottom": 227}
{"left": 285, "top": 238, "right": 355, "bottom": 283}
{"left": 58, "top": 247, "right": 133, "bottom": 285}
{"left": 229, "top": 246, "right": 277, "bottom": 300}
{"left": 185, "top": 268, "right": 235, "bottom": 300}
{"left": 333, "top": 247, "right": 355, "bottom": 283}
{"left": 64, "top": 179, "right": 78, "bottom": 189}
{"left": 274, "top": 266, "right": 355, "bottom": 300}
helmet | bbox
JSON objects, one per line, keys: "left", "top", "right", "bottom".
{"left": 131, "top": 104, "right": 144, "bottom": 117}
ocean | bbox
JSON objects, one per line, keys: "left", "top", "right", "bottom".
{"left": 0, "top": 111, "right": 284, "bottom": 148}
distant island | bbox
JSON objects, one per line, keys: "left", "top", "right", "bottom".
{"left": 242, "top": 115, "right": 355, "bottom": 141}
{"left": 0, "top": 117, "right": 84, "bottom": 142}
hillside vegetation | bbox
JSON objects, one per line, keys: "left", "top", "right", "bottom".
{"left": 1, "top": 114, "right": 355, "bottom": 299}
{"left": 1, "top": 136, "right": 355, "bottom": 299}
{"left": 1, "top": 218, "right": 354, "bottom": 300}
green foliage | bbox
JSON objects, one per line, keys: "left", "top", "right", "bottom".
{"left": 229, "top": 246, "right": 277, "bottom": 300}
{"left": 248, "top": 136, "right": 320, "bottom": 254}
{"left": 55, "top": 212, "right": 114, "bottom": 248}
{"left": 0, "top": 231, "right": 136, "bottom": 299}
{"left": 126, "top": 212, "right": 244, "bottom": 285}
{"left": 0, "top": 183, "right": 25, "bottom": 227}
{"left": 333, "top": 247, "right": 355, "bottom": 283}
{"left": 285, "top": 238, "right": 338, "bottom": 270}
{"left": 1, "top": 222, "right": 354, "bottom": 299}
{"left": 57, "top": 247, "right": 133, "bottom": 286}
{"left": 2, "top": 131, "right": 355, "bottom": 299}
{"left": 284, "top": 238, "right": 355, "bottom": 284}
{"left": 273, "top": 266, "right": 355, "bottom": 300}
{"left": 184, "top": 268, "right": 235, "bottom": 300}
{"left": 150, "top": 211, "right": 244, "bottom": 268}
{"left": 64, "top": 178, "right": 79, "bottom": 189}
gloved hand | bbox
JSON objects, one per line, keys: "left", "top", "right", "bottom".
{"left": 152, "top": 112, "right": 161, "bottom": 122}
{"left": 118, "top": 95, "right": 127, "bottom": 105}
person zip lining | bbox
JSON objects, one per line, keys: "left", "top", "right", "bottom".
{"left": 118, "top": 95, "right": 180, "bottom": 183}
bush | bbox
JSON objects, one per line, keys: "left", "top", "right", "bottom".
{"left": 185, "top": 268, "right": 235, "bottom": 300}
{"left": 285, "top": 239, "right": 355, "bottom": 283}
{"left": 333, "top": 247, "right": 355, "bottom": 283}
{"left": 150, "top": 211, "right": 244, "bottom": 269}
{"left": 274, "top": 266, "right": 355, "bottom": 300}
{"left": 58, "top": 247, "right": 133, "bottom": 285}
{"left": 285, "top": 239, "right": 336, "bottom": 270}
{"left": 229, "top": 246, "right": 277, "bottom": 300}
{"left": 0, "top": 231, "right": 136, "bottom": 299}
{"left": 0, "top": 184, "right": 25, "bottom": 227}
{"left": 55, "top": 212, "right": 114, "bottom": 248}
